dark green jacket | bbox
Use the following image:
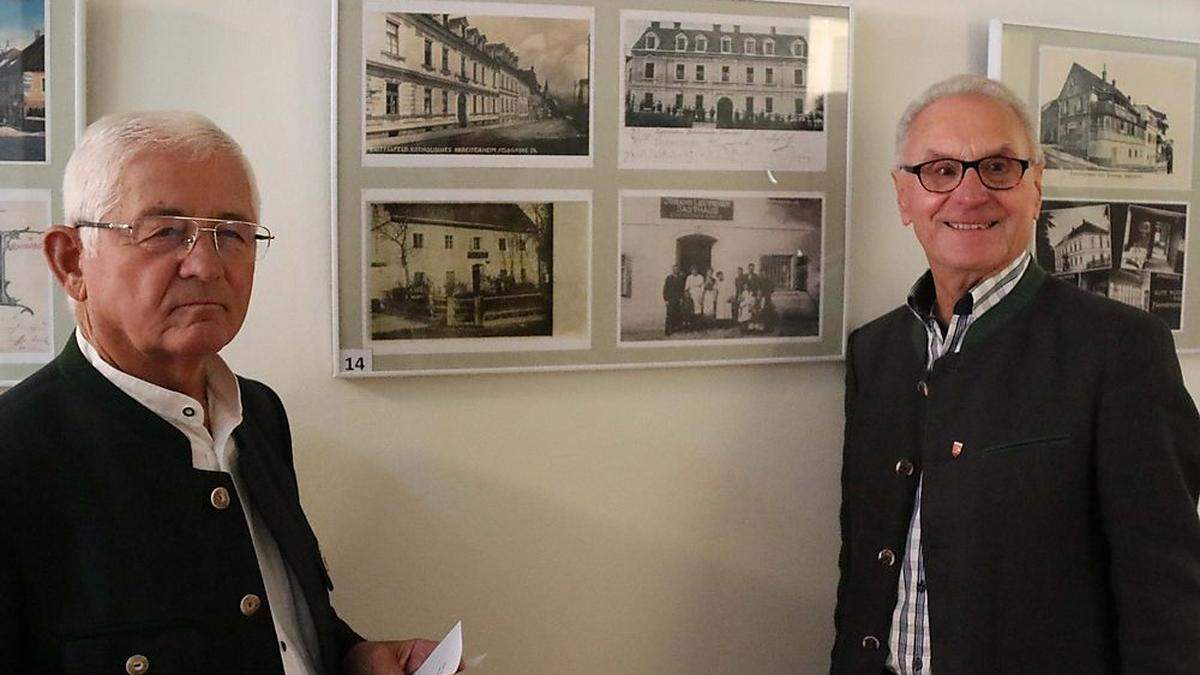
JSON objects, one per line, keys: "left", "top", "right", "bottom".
{"left": 832, "top": 265, "right": 1200, "bottom": 674}
{"left": 0, "top": 337, "right": 363, "bottom": 673}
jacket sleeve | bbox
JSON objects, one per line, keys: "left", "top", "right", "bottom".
{"left": 1097, "top": 315, "right": 1200, "bottom": 672}
{"left": 0, "top": 438, "right": 26, "bottom": 667}
{"left": 830, "top": 330, "right": 859, "bottom": 670}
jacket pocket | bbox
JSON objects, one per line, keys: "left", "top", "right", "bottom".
{"left": 61, "top": 625, "right": 209, "bottom": 674}
{"left": 977, "top": 433, "right": 1070, "bottom": 456}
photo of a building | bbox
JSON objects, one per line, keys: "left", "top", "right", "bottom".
{"left": 620, "top": 192, "right": 821, "bottom": 343}
{"left": 0, "top": 0, "right": 45, "bottom": 162}
{"left": 363, "top": 3, "right": 591, "bottom": 165}
{"left": 1039, "top": 203, "right": 1112, "bottom": 275}
{"left": 368, "top": 200, "right": 553, "bottom": 340}
{"left": 1037, "top": 45, "right": 1195, "bottom": 188}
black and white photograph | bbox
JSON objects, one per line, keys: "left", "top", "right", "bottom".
{"left": 362, "top": 1, "right": 592, "bottom": 168}
{"left": 1037, "top": 199, "right": 1187, "bottom": 329}
{"left": 619, "top": 10, "right": 845, "bottom": 171}
{"left": 0, "top": 191, "right": 51, "bottom": 362}
{"left": 1038, "top": 45, "right": 1195, "bottom": 190}
{"left": 619, "top": 191, "right": 822, "bottom": 344}
{"left": 0, "top": 0, "right": 46, "bottom": 163}
{"left": 364, "top": 189, "right": 590, "bottom": 354}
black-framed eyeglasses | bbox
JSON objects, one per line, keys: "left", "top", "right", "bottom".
{"left": 74, "top": 215, "right": 274, "bottom": 262}
{"left": 899, "top": 156, "right": 1032, "bottom": 193}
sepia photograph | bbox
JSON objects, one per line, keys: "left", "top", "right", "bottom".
{"left": 1037, "top": 199, "right": 1187, "bottom": 329}
{"left": 362, "top": 1, "right": 592, "bottom": 168}
{"left": 619, "top": 191, "right": 822, "bottom": 344}
{"left": 0, "top": 191, "right": 51, "bottom": 362}
{"left": 1037, "top": 45, "right": 1195, "bottom": 190}
{"left": 363, "top": 189, "right": 590, "bottom": 354}
{"left": 619, "top": 9, "right": 844, "bottom": 171}
{"left": 0, "top": 0, "right": 46, "bottom": 163}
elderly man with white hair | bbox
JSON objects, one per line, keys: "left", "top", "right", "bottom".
{"left": 0, "top": 111, "right": 452, "bottom": 674}
{"left": 832, "top": 75, "right": 1200, "bottom": 674}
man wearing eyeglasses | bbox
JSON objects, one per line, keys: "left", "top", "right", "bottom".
{"left": 831, "top": 75, "right": 1200, "bottom": 674}
{"left": 0, "top": 112, "right": 453, "bottom": 674}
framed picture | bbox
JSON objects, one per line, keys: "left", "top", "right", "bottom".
{"left": 990, "top": 21, "right": 1200, "bottom": 350}
{"left": 334, "top": 0, "right": 849, "bottom": 376}
{"left": 0, "top": 0, "right": 85, "bottom": 388}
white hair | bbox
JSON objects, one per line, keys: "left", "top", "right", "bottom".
{"left": 63, "top": 110, "right": 260, "bottom": 254}
{"left": 894, "top": 73, "right": 1044, "bottom": 167}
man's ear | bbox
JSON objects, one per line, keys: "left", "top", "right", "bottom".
{"left": 891, "top": 169, "right": 913, "bottom": 227}
{"left": 43, "top": 226, "right": 87, "bottom": 302}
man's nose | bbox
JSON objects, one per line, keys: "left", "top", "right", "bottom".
{"left": 179, "top": 229, "right": 224, "bottom": 279}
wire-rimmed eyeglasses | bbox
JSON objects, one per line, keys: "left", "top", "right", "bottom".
{"left": 899, "top": 156, "right": 1032, "bottom": 193}
{"left": 74, "top": 215, "right": 274, "bottom": 262}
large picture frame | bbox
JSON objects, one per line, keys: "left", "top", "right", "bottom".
{"left": 990, "top": 21, "right": 1200, "bottom": 351}
{"left": 333, "top": 0, "right": 850, "bottom": 376}
{"left": 0, "top": 0, "right": 85, "bottom": 388}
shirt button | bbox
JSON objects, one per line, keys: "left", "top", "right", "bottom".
{"left": 210, "top": 487, "right": 230, "bottom": 510}
{"left": 280, "top": 640, "right": 288, "bottom": 652}
{"left": 182, "top": 406, "right": 196, "bottom": 417}
{"left": 877, "top": 549, "right": 896, "bottom": 566}
{"left": 861, "top": 635, "right": 880, "bottom": 650}
{"left": 895, "top": 459, "right": 915, "bottom": 476}
{"left": 916, "top": 380, "right": 929, "bottom": 397}
{"left": 240, "top": 593, "right": 262, "bottom": 616}
{"left": 125, "top": 654, "right": 150, "bottom": 674}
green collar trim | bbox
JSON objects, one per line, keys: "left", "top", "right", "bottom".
{"left": 907, "top": 262, "right": 1047, "bottom": 356}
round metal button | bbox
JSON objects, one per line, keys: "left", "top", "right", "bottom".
{"left": 878, "top": 548, "right": 896, "bottom": 566}
{"left": 861, "top": 635, "right": 880, "bottom": 650}
{"left": 895, "top": 459, "right": 915, "bottom": 477}
{"left": 210, "top": 487, "right": 230, "bottom": 510}
{"left": 916, "top": 380, "right": 929, "bottom": 397}
{"left": 240, "top": 593, "right": 262, "bottom": 616}
{"left": 125, "top": 654, "right": 150, "bottom": 674}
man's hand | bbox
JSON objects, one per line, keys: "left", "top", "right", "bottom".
{"left": 343, "top": 639, "right": 463, "bottom": 675}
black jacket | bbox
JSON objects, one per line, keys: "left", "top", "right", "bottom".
{"left": 832, "top": 264, "right": 1200, "bottom": 674}
{"left": 0, "top": 337, "right": 363, "bottom": 673}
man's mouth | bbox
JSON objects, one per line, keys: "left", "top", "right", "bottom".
{"left": 944, "top": 221, "right": 999, "bottom": 231}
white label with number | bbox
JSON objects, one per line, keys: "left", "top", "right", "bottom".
{"left": 339, "top": 349, "right": 373, "bottom": 374}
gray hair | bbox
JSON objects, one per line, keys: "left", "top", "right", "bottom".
{"left": 894, "top": 74, "right": 1044, "bottom": 167}
{"left": 63, "top": 110, "right": 260, "bottom": 254}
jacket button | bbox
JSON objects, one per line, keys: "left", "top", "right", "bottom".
{"left": 895, "top": 459, "right": 915, "bottom": 476}
{"left": 125, "top": 654, "right": 150, "bottom": 674}
{"left": 210, "top": 487, "right": 230, "bottom": 510}
{"left": 861, "top": 635, "right": 880, "bottom": 649}
{"left": 916, "top": 380, "right": 929, "bottom": 396}
{"left": 878, "top": 549, "right": 896, "bottom": 566}
{"left": 240, "top": 593, "right": 262, "bottom": 616}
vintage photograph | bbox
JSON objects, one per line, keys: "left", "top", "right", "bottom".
{"left": 619, "top": 10, "right": 843, "bottom": 171}
{"left": 362, "top": 1, "right": 592, "bottom": 168}
{"left": 619, "top": 191, "right": 822, "bottom": 344}
{"left": 1037, "top": 199, "right": 1187, "bottom": 329}
{"left": 364, "top": 189, "right": 590, "bottom": 353}
{"left": 0, "top": 0, "right": 46, "bottom": 163}
{"left": 0, "top": 192, "right": 51, "bottom": 362}
{"left": 1038, "top": 45, "right": 1195, "bottom": 190}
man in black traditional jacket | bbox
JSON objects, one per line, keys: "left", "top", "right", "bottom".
{"left": 0, "top": 111, "right": 448, "bottom": 674}
{"left": 831, "top": 75, "right": 1200, "bottom": 674}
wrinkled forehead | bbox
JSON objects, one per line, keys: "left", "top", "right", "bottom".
{"left": 902, "top": 94, "right": 1031, "bottom": 163}
{"left": 116, "top": 146, "right": 256, "bottom": 218}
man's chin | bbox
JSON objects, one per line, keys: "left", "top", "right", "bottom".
{"left": 160, "top": 325, "right": 236, "bottom": 358}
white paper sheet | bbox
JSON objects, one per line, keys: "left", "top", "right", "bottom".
{"left": 413, "top": 621, "right": 463, "bottom": 675}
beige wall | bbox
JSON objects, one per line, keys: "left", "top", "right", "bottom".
{"left": 84, "top": 1, "right": 1200, "bottom": 673}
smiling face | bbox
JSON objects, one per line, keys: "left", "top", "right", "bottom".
{"left": 77, "top": 148, "right": 258, "bottom": 368}
{"left": 893, "top": 93, "right": 1043, "bottom": 288}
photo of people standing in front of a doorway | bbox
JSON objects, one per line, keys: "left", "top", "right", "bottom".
{"left": 619, "top": 192, "right": 822, "bottom": 343}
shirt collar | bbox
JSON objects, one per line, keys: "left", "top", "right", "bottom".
{"left": 906, "top": 251, "right": 1031, "bottom": 324}
{"left": 75, "top": 329, "right": 243, "bottom": 439}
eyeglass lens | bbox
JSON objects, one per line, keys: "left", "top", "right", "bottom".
{"left": 918, "top": 157, "right": 1025, "bottom": 192}
{"left": 131, "top": 216, "right": 270, "bottom": 260}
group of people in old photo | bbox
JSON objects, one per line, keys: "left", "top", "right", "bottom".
{"left": 661, "top": 263, "right": 778, "bottom": 335}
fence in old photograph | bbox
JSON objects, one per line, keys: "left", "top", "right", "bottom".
{"left": 446, "top": 292, "right": 547, "bottom": 327}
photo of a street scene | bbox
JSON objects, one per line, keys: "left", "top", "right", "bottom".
{"left": 363, "top": 3, "right": 591, "bottom": 166}
{"left": 620, "top": 192, "right": 821, "bottom": 343}
{"left": 1037, "top": 199, "right": 1187, "bottom": 329}
{"left": 1038, "top": 45, "right": 1195, "bottom": 189}
{"left": 620, "top": 10, "right": 844, "bottom": 171}
{"left": 0, "top": 193, "right": 52, "bottom": 362}
{"left": 368, "top": 200, "right": 554, "bottom": 341}
{"left": 0, "top": 0, "right": 45, "bottom": 162}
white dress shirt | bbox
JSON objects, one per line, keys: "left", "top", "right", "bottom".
{"left": 77, "top": 330, "right": 322, "bottom": 674}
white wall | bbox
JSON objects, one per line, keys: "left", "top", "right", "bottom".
{"left": 84, "top": 1, "right": 1200, "bottom": 673}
